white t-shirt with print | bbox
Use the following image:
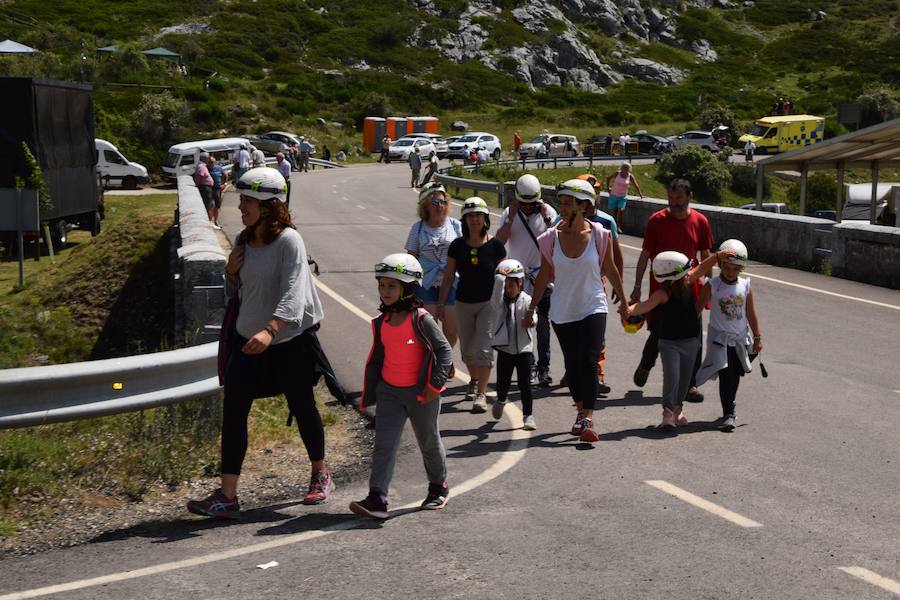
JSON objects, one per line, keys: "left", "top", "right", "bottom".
{"left": 708, "top": 275, "right": 751, "bottom": 340}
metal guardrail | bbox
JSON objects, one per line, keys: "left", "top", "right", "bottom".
{"left": 0, "top": 342, "right": 220, "bottom": 429}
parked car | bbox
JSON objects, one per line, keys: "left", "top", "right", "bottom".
{"left": 445, "top": 135, "right": 462, "bottom": 146}
{"left": 386, "top": 137, "right": 436, "bottom": 162}
{"left": 630, "top": 133, "right": 672, "bottom": 154}
{"left": 406, "top": 133, "right": 449, "bottom": 158}
{"left": 669, "top": 130, "right": 721, "bottom": 152}
{"left": 518, "top": 133, "right": 579, "bottom": 158}
{"left": 95, "top": 138, "right": 149, "bottom": 189}
{"left": 247, "top": 131, "right": 303, "bottom": 155}
{"left": 739, "top": 202, "right": 789, "bottom": 214}
{"left": 813, "top": 209, "right": 837, "bottom": 220}
{"left": 446, "top": 132, "right": 502, "bottom": 160}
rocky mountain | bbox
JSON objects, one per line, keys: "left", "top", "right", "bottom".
{"left": 409, "top": 0, "right": 732, "bottom": 92}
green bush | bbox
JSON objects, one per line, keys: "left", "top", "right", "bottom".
{"left": 697, "top": 105, "right": 743, "bottom": 143}
{"left": 656, "top": 145, "right": 732, "bottom": 203}
{"left": 729, "top": 164, "right": 770, "bottom": 198}
{"left": 787, "top": 173, "right": 837, "bottom": 215}
{"left": 131, "top": 91, "right": 188, "bottom": 148}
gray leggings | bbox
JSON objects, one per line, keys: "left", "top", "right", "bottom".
{"left": 658, "top": 337, "right": 701, "bottom": 412}
{"left": 370, "top": 381, "right": 447, "bottom": 495}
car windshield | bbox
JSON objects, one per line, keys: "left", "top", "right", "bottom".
{"left": 749, "top": 124, "right": 770, "bottom": 136}
{"left": 457, "top": 135, "right": 478, "bottom": 143}
{"left": 394, "top": 139, "right": 414, "bottom": 147}
{"left": 165, "top": 152, "right": 180, "bottom": 168}
{"left": 528, "top": 135, "right": 547, "bottom": 143}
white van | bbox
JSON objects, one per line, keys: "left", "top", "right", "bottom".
{"left": 95, "top": 139, "right": 148, "bottom": 189}
{"left": 161, "top": 137, "right": 249, "bottom": 182}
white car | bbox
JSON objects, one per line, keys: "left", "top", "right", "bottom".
{"left": 518, "top": 133, "right": 579, "bottom": 158}
{"left": 406, "top": 133, "right": 449, "bottom": 158}
{"left": 668, "top": 130, "right": 722, "bottom": 152}
{"left": 446, "top": 132, "right": 502, "bottom": 160}
{"left": 386, "top": 137, "right": 436, "bottom": 162}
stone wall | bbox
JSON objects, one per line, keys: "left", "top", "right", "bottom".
{"left": 831, "top": 222, "right": 900, "bottom": 290}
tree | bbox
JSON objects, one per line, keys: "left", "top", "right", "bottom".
{"left": 857, "top": 85, "right": 899, "bottom": 126}
{"left": 656, "top": 145, "right": 732, "bottom": 203}
{"left": 131, "top": 91, "right": 188, "bottom": 148}
{"left": 697, "top": 105, "right": 742, "bottom": 144}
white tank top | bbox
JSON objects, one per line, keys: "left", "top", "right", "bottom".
{"left": 549, "top": 228, "right": 608, "bottom": 324}
{"left": 708, "top": 275, "right": 751, "bottom": 339}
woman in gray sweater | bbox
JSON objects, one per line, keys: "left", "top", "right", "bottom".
{"left": 188, "top": 167, "right": 334, "bottom": 518}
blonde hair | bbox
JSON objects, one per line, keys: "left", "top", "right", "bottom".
{"left": 417, "top": 193, "right": 445, "bottom": 221}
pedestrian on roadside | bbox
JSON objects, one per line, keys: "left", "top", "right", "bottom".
{"left": 349, "top": 253, "right": 452, "bottom": 519}
{"left": 187, "top": 167, "right": 334, "bottom": 518}
{"left": 406, "top": 182, "right": 462, "bottom": 365}
{"left": 207, "top": 153, "right": 226, "bottom": 228}
{"left": 695, "top": 239, "right": 763, "bottom": 432}
{"left": 605, "top": 162, "right": 643, "bottom": 233}
{"left": 605, "top": 133, "right": 613, "bottom": 155}
{"left": 526, "top": 179, "right": 627, "bottom": 442}
{"left": 408, "top": 146, "right": 422, "bottom": 187}
{"left": 630, "top": 178, "right": 714, "bottom": 404}
{"left": 421, "top": 152, "right": 439, "bottom": 185}
{"left": 514, "top": 131, "right": 521, "bottom": 154}
{"left": 439, "top": 197, "right": 506, "bottom": 413}
{"left": 194, "top": 151, "right": 215, "bottom": 221}
{"left": 235, "top": 143, "right": 251, "bottom": 182}
{"left": 626, "top": 248, "right": 729, "bottom": 429}
{"left": 322, "top": 145, "right": 331, "bottom": 162}
{"left": 298, "top": 137, "right": 313, "bottom": 172}
{"left": 250, "top": 145, "right": 266, "bottom": 168}
{"left": 495, "top": 174, "right": 558, "bottom": 386}
{"left": 287, "top": 141, "right": 300, "bottom": 170}
{"left": 489, "top": 259, "right": 537, "bottom": 430}
{"left": 275, "top": 152, "right": 292, "bottom": 206}
{"left": 618, "top": 132, "right": 629, "bottom": 156}
{"left": 744, "top": 139, "right": 756, "bottom": 162}
{"left": 379, "top": 136, "right": 391, "bottom": 163}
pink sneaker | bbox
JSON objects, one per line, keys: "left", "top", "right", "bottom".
{"left": 673, "top": 407, "right": 688, "bottom": 426}
{"left": 303, "top": 472, "right": 335, "bottom": 505}
{"left": 571, "top": 412, "right": 586, "bottom": 436}
{"left": 658, "top": 409, "right": 676, "bottom": 430}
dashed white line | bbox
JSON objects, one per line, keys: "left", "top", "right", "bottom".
{"left": 839, "top": 567, "right": 900, "bottom": 596}
{"left": 356, "top": 204, "right": 367, "bottom": 210}
{"left": 378, "top": 215, "right": 390, "bottom": 222}
{"left": 645, "top": 480, "right": 763, "bottom": 528}
{"left": 340, "top": 196, "right": 350, "bottom": 202}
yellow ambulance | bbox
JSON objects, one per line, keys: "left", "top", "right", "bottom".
{"left": 738, "top": 115, "right": 825, "bottom": 154}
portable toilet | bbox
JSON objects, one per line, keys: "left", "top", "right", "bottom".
{"left": 407, "top": 116, "right": 439, "bottom": 134}
{"left": 387, "top": 116, "right": 408, "bottom": 141}
{"left": 363, "top": 117, "right": 387, "bottom": 152}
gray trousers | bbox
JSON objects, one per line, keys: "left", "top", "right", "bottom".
{"left": 455, "top": 299, "right": 495, "bottom": 367}
{"left": 370, "top": 381, "right": 447, "bottom": 495}
{"left": 658, "top": 337, "right": 701, "bottom": 412}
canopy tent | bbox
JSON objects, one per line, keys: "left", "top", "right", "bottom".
{"left": 95, "top": 44, "right": 120, "bottom": 54}
{"left": 141, "top": 47, "right": 181, "bottom": 63}
{"left": 755, "top": 117, "right": 900, "bottom": 223}
{"left": 0, "top": 39, "right": 36, "bottom": 55}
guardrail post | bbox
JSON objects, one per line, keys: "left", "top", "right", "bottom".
{"left": 498, "top": 182, "right": 505, "bottom": 209}
{"left": 553, "top": 158, "right": 558, "bottom": 169}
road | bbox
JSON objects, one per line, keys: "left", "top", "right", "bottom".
{"left": 2, "top": 162, "right": 899, "bottom": 599}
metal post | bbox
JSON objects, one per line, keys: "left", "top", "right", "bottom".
{"left": 15, "top": 189, "right": 24, "bottom": 287}
{"left": 870, "top": 161, "right": 879, "bottom": 225}
{"left": 835, "top": 162, "right": 845, "bottom": 224}
{"left": 799, "top": 162, "right": 809, "bottom": 216}
{"left": 755, "top": 165, "right": 764, "bottom": 208}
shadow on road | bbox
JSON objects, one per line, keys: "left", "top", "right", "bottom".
{"left": 599, "top": 419, "right": 723, "bottom": 441}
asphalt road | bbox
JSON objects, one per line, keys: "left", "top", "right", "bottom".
{"left": 2, "top": 162, "right": 900, "bottom": 599}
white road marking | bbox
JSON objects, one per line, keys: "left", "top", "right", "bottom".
{"left": 356, "top": 204, "right": 367, "bottom": 210}
{"left": 378, "top": 215, "right": 390, "bottom": 222}
{"left": 839, "top": 567, "right": 900, "bottom": 596}
{"left": 618, "top": 242, "right": 900, "bottom": 312}
{"left": 2, "top": 281, "right": 529, "bottom": 600}
{"left": 644, "top": 480, "right": 763, "bottom": 528}
{"left": 340, "top": 196, "right": 350, "bottom": 202}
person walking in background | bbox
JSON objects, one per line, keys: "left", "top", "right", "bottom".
{"left": 513, "top": 131, "right": 521, "bottom": 155}
{"left": 605, "top": 162, "right": 643, "bottom": 233}
{"left": 234, "top": 143, "right": 251, "bottom": 183}
{"left": 744, "top": 139, "right": 756, "bottom": 162}
{"left": 298, "top": 137, "right": 313, "bottom": 172}
{"left": 489, "top": 259, "right": 537, "bottom": 430}
{"left": 695, "top": 239, "right": 763, "bottom": 432}
{"left": 350, "top": 253, "right": 452, "bottom": 519}
{"left": 378, "top": 135, "right": 391, "bottom": 163}
{"left": 408, "top": 146, "right": 422, "bottom": 187}
{"left": 187, "top": 167, "right": 334, "bottom": 518}
{"left": 322, "top": 145, "right": 331, "bottom": 162}
{"left": 605, "top": 133, "right": 613, "bottom": 155}
{"left": 194, "top": 152, "right": 215, "bottom": 223}
{"left": 618, "top": 132, "right": 629, "bottom": 156}
{"left": 440, "top": 197, "right": 506, "bottom": 413}
{"left": 207, "top": 153, "right": 226, "bottom": 228}
{"left": 275, "top": 152, "right": 292, "bottom": 206}
{"left": 630, "top": 178, "right": 713, "bottom": 404}
{"left": 526, "top": 179, "right": 627, "bottom": 443}
{"left": 495, "top": 174, "right": 559, "bottom": 387}
{"left": 421, "top": 152, "right": 439, "bottom": 185}
{"left": 250, "top": 145, "right": 266, "bottom": 168}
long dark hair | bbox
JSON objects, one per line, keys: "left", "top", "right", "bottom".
{"left": 239, "top": 198, "right": 295, "bottom": 245}
{"left": 461, "top": 214, "right": 490, "bottom": 240}
{"left": 378, "top": 281, "right": 424, "bottom": 314}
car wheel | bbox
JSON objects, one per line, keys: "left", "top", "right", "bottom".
{"left": 123, "top": 175, "right": 137, "bottom": 190}
{"left": 492, "top": 148, "right": 501, "bottom": 160}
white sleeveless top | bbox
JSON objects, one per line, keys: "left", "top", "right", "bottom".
{"left": 708, "top": 275, "right": 751, "bottom": 340}
{"left": 549, "top": 227, "right": 608, "bottom": 324}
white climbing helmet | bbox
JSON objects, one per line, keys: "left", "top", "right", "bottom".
{"left": 556, "top": 178, "right": 596, "bottom": 204}
{"left": 236, "top": 167, "right": 288, "bottom": 202}
{"left": 461, "top": 196, "right": 490, "bottom": 216}
{"left": 718, "top": 239, "right": 748, "bottom": 267}
{"left": 515, "top": 173, "right": 542, "bottom": 203}
{"left": 418, "top": 181, "right": 446, "bottom": 203}
{"left": 496, "top": 258, "right": 525, "bottom": 279}
{"left": 651, "top": 251, "right": 692, "bottom": 282}
{"left": 374, "top": 253, "right": 424, "bottom": 284}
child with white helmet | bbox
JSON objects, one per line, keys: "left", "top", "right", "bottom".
{"left": 350, "top": 253, "right": 453, "bottom": 519}
{"left": 695, "top": 239, "right": 763, "bottom": 431}
{"left": 489, "top": 258, "right": 538, "bottom": 429}
{"left": 626, "top": 246, "right": 737, "bottom": 429}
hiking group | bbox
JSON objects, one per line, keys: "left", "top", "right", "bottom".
{"left": 188, "top": 165, "right": 764, "bottom": 521}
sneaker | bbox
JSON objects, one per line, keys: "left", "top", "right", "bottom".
{"left": 349, "top": 491, "right": 389, "bottom": 519}
{"left": 187, "top": 488, "right": 240, "bottom": 519}
{"left": 472, "top": 393, "right": 488, "bottom": 413}
{"left": 420, "top": 483, "right": 449, "bottom": 510}
{"left": 571, "top": 412, "right": 586, "bottom": 436}
{"left": 579, "top": 418, "right": 600, "bottom": 443}
{"left": 685, "top": 387, "right": 705, "bottom": 403}
{"left": 633, "top": 366, "right": 650, "bottom": 388}
{"left": 465, "top": 379, "right": 478, "bottom": 402}
{"left": 302, "top": 472, "right": 335, "bottom": 505}
{"left": 523, "top": 415, "right": 537, "bottom": 431}
{"left": 658, "top": 409, "right": 676, "bottom": 430}
{"left": 673, "top": 407, "right": 688, "bottom": 426}
{"left": 491, "top": 397, "right": 507, "bottom": 420}
{"left": 597, "top": 381, "right": 611, "bottom": 395}
{"left": 536, "top": 368, "right": 553, "bottom": 387}
{"left": 720, "top": 416, "right": 736, "bottom": 432}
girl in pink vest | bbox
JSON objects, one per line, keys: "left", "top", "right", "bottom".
{"left": 605, "top": 162, "right": 643, "bottom": 233}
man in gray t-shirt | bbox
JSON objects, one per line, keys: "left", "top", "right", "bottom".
{"left": 408, "top": 147, "right": 422, "bottom": 188}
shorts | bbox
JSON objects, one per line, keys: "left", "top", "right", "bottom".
{"left": 608, "top": 194, "right": 628, "bottom": 210}
{"left": 212, "top": 186, "right": 223, "bottom": 209}
{"left": 416, "top": 285, "right": 456, "bottom": 306}
{"left": 198, "top": 185, "right": 214, "bottom": 209}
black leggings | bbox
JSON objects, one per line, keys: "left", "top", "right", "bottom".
{"left": 221, "top": 331, "right": 325, "bottom": 475}
{"left": 495, "top": 351, "right": 534, "bottom": 416}
{"left": 718, "top": 346, "right": 744, "bottom": 419}
{"left": 552, "top": 313, "right": 606, "bottom": 411}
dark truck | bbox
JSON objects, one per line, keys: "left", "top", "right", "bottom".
{"left": 0, "top": 77, "right": 103, "bottom": 250}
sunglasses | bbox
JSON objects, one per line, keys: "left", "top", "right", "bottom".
{"left": 431, "top": 198, "right": 448, "bottom": 206}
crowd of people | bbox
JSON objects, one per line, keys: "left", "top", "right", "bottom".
{"left": 187, "top": 164, "right": 764, "bottom": 521}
